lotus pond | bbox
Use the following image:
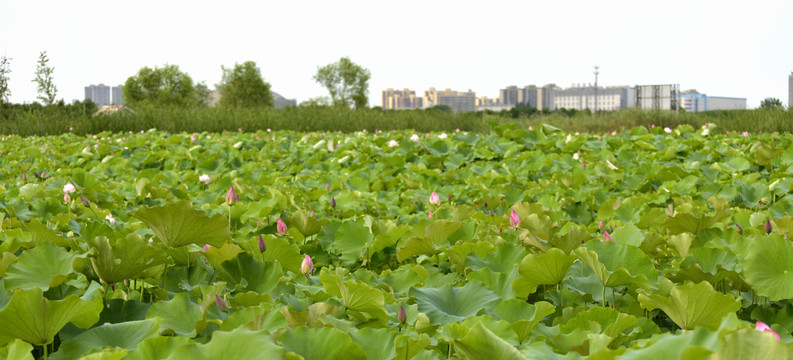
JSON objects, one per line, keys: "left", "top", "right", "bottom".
{"left": 1, "top": 123, "right": 793, "bottom": 359}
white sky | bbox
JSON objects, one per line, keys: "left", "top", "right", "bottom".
{"left": 1, "top": 0, "right": 791, "bottom": 108}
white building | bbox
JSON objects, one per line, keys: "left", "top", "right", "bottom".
{"left": 680, "top": 90, "right": 746, "bottom": 112}
{"left": 551, "top": 85, "right": 634, "bottom": 111}
{"left": 635, "top": 84, "right": 680, "bottom": 111}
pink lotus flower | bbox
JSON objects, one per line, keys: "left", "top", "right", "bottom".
{"left": 428, "top": 211, "right": 434, "bottom": 219}
{"left": 756, "top": 321, "right": 781, "bottom": 340}
{"left": 203, "top": 244, "right": 211, "bottom": 251}
{"left": 603, "top": 230, "right": 613, "bottom": 242}
{"left": 301, "top": 255, "right": 313, "bottom": 277}
{"left": 509, "top": 209, "right": 520, "bottom": 228}
{"left": 105, "top": 214, "right": 116, "bottom": 225}
{"left": 276, "top": 219, "right": 288, "bottom": 236}
{"left": 63, "top": 183, "right": 76, "bottom": 194}
{"left": 226, "top": 186, "right": 240, "bottom": 205}
{"left": 429, "top": 192, "right": 440, "bottom": 206}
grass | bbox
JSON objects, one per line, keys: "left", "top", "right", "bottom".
{"left": 0, "top": 105, "right": 791, "bottom": 136}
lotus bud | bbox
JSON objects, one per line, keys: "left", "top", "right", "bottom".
{"left": 765, "top": 220, "right": 773, "bottom": 234}
{"left": 736, "top": 224, "right": 743, "bottom": 235}
{"left": 203, "top": 244, "right": 211, "bottom": 251}
{"left": 123, "top": 278, "right": 130, "bottom": 288}
{"left": 609, "top": 225, "right": 614, "bottom": 233}
{"left": 301, "top": 255, "right": 314, "bottom": 277}
{"left": 428, "top": 211, "right": 433, "bottom": 219}
{"left": 582, "top": 161, "right": 586, "bottom": 169}
{"left": 80, "top": 195, "right": 89, "bottom": 207}
{"left": 325, "top": 183, "right": 330, "bottom": 192}
{"left": 598, "top": 220, "right": 604, "bottom": 230}
{"left": 448, "top": 194, "right": 452, "bottom": 202}
{"left": 756, "top": 321, "right": 781, "bottom": 341}
{"left": 22, "top": 173, "right": 27, "bottom": 182}
{"left": 215, "top": 294, "right": 229, "bottom": 311}
{"left": 429, "top": 192, "right": 440, "bottom": 206}
{"left": 398, "top": 306, "right": 407, "bottom": 325}
{"left": 509, "top": 209, "right": 520, "bottom": 228}
{"left": 257, "top": 234, "right": 266, "bottom": 252}
{"left": 63, "top": 193, "right": 71, "bottom": 204}
{"left": 276, "top": 219, "right": 288, "bottom": 236}
{"left": 226, "top": 186, "right": 239, "bottom": 205}
{"left": 484, "top": 202, "right": 488, "bottom": 208}
{"left": 331, "top": 197, "right": 336, "bottom": 208}
{"left": 603, "top": 230, "right": 613, "bottom": 242}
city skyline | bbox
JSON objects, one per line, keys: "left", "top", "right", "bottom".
{"left": 1, "top": 0, "right": 791, "bottom": 108}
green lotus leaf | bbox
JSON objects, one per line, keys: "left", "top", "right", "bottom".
{"left": 167, "top": 327, "right": 284, "bottom": 359}
{"left": 98, "top": 299, "right": 151, "bottom": 325}
{"left": 219, "top": 253, "right": 283, "bottom": 295}
{"left": 425, "top": 220, "right": 463, "bottom": 244}
{"left": 559, "top": 306, "right": 638, "bottom": 347}
{"left": 18, "top": 183, "right": 43, "bottom": 200}
{"left": 348, "top": 328, "right": 396, "bottom": 360}
{"left": 468, "top": 266, "right": 518, "bottom": 300}
{"left": 611, "top": 224, "right": 644, "bottom": 246}
{"left": 638, "top": 281, "right": 741, "bottom": 330}
{"left": 717, "top": 327, "right": 793, "bottom": 360}
{"left": 203, "top": 243, "right": 243, "bottom": 269}
{"left": 0, "top": 282, "right": 103, "bottom": 346}
{"left": 381, "top": 266, "right": 426, "bottom": 296}
{"left": 490, "top": 300, "right": 555, "bottom": 344}
{"left": 4, "top": 241, "right": 80, "bottom": 291}
{"left": 394, "top": 333, "right": 432, "bottom": 360}
{"left": 0, "top": 339, "right": 34, "bottom": 360}
{"left": 743, "top": 234, "right": 793, "bottom": 301}
{"left": 23, "top": 219, "right": 68, "bottom": 247}
{"left": 121, "top": 336, "right": 192, "bottom": 360}
{"left": 396, "top": 236, "right": 437, "bottom": 262}
{"left": 574, "top": 241, "right": 656, "bottom": 290}
{"left": 280, "top": 326, "right": 367, "bottom": 360}
{"left": 291, "top": 210, "right": 328, "bottom": 238}
{"left": 410, "top": 281, "right": 500, "bottom": 325}
{"left": 514, "top": 248, "right": 577, "bottom": 296}
{"left": 260, "top": 235, "right": 303, "bottom": 275}
{"left": 320, "top": 273, "right": 388, "bottom": 323}
{"left": 465, "top": 243, "right": 526, "bottom": 273}
{"left": 331, "top": 220, "right": 374, "bottom": 264}
{"left": 145, "top": 293, "right": 202, "bottom": 337}
{"left": 454, "top": 322, "right": 525, "bottom": 360}
{"left": 50, "top": 318, "right": 160, "bottom": 360}
{"left": 131, "top": 200, "right": 229, "bottom": 248}
{"left": 89, "top": 233, "right": 167, "bottom": 284}
{"left": 459, "top": 315, "right": 519, "bottom": 346}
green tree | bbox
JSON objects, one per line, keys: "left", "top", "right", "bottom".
{"left": 760, "top": 97, "right": 783, "bottom": 110}
{"left": 313, "top": 57, "right": 370, "bottom": 109}
{"left": 195, "top": 81, "right": 211, "bottom": 107}
{"left": 32, "top": 51, "right": 57, "bottom": 105}
{"left": 122, "top": 64, "right": 196, "bottom": 106}
{"left": 0, "top": 55, "right": 10, "bottom": 105}
{"left": 217, "top": 61, "right": 273, "bottom": 108}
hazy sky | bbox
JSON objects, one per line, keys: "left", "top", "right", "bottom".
{"left": 1, "top": 0, "right": 791, "bottom": 108}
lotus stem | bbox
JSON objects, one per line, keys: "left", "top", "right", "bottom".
{"left": 602, "top": 285, "right": 606, "bottom": 307}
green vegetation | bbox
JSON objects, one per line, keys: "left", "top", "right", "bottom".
{"left": 313, "top": 57, "right": 371, "bottom": 109}
{"left": 1, "top": 126, "right": 793, "bottom": 358}
{"left": 32, "top": 51, "right": 57, "bottom": 106}
{"left": 0, "top": 104, "right": 791, "bottom": 136}
{"left": 217, "top": 61, "right": 273, "bottom": 108}
{"left": 122, "top": 64, "right": 198, "bottom": 107}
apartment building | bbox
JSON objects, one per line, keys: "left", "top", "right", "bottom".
{"left": 382, "top": 88, "right": 424, "bottom": 110}
{"left": 424, "top": 88, "right": 476, "bottom": 113}
{"left": 551, "top": 85, "right": 633, "bottom": 111}
{"left": 85, "top": 84, "right": 121, "bottom": 106}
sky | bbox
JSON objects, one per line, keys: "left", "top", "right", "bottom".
{"left": 1, "top": 0, "right": 792, "bottom": 108}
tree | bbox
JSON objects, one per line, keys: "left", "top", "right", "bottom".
{"left": 313, "top": 57, "right": 370, "bottom": 109}
{"left": 217, "top": 61, "right": 273, "bottom": 108}
{"left": 760, "top": 97, "right": 783, "bottom": 110}
{"left": 0, "top": 55, "right": 10, "bottom": 105}
{"left": 122, "top": 64, "right": 196, "bottom": 107}
{"left": 32, "top": 51, "right": 57, "bottom": 105}
{"left": 195, "top": 81, "right": 211, "bottom": 107}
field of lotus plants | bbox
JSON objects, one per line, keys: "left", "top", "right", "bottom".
{"left": 2, "top": 123, "right": 793, "bottom": 359}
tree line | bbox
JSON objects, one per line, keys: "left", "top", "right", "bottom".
{"left": 0, "top": 53, "right": 372, "bottom": 110}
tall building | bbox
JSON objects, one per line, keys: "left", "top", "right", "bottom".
{"left": 112, "top": 86, "right": 123, "bottom": 105}
{"left": 499, "top": 86, "right": 519, "bottom": 108}
{"left": 85, "top": 84, "right": 111, "bottom": 106}
{"left": 382, "top": 88, "right": 423, "bottom": 110}
{"left": 424, "top": 88, "right": 475, "bottom": 113}
{"left": 789, "top": 72, "right": 792, "bottom": 108}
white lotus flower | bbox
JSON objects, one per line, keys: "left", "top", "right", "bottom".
{"left": 410, "top": 134, "right": 420, "bottom": 142}
{"left": 63, "top": 183, "right": 76, "bottom": 194}
{"left": 438, "top": 133, "right": 448, "bottom": 139}
{"left": 387, "top": 140, "right": 399, "bottom": 148}
{"left": 199, "top": 174, "right": 211, "bottom": 185}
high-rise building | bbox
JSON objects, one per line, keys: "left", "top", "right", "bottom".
{"left": 635, "top": 84, "right": 680, "bottom": 111}
{"left": 424, "top": 88, "right": 475, "bottom": 113}
{"left": 499, "top": 86, "right": 519, "bottom": 108}
{"left": 112, "top": 86, "right": 123, "bottom": 105}
{"left": 382, "top": 88, "right": 423, "bottom": 110}
{"left": 789, "top": 72, "right": 792, "bottom": 108}
{"left": 85, "top": 84, "right": 111, "bottom": 106}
